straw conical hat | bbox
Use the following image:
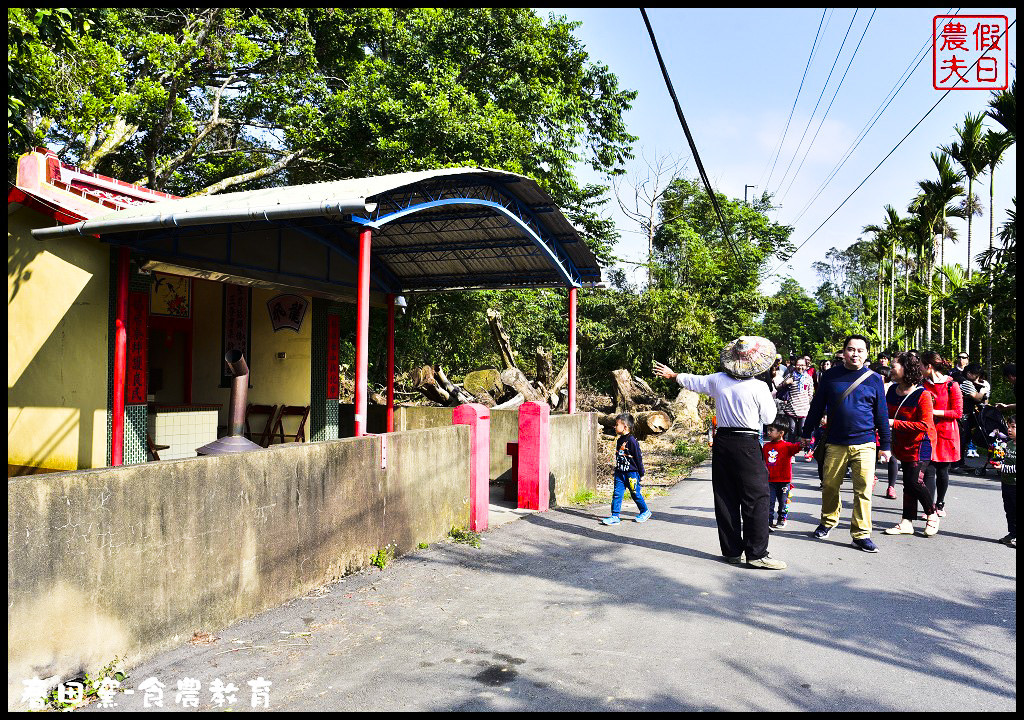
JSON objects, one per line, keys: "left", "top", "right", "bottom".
{"left": 721, "top": 336, "right": 776, "bottom": 378}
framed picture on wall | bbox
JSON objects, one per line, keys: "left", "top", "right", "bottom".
{"left": 150, "top": 273, "right": 191, "bottom": 318}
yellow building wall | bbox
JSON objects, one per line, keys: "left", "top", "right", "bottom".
{"left": 7, "top": 207, "right": 110, "bottom": 474}
{"left": 191, "top": 281, "right": 312, "bottom": 435}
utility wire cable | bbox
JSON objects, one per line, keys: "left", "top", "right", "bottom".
{"left": 760, "top": 9, "right": 829, "bottom": 192}
{"left": 770, "top": 19, "right": 1016, "bottom": 276}
{"left": 639, "top": 8, "right": 738, "bottom": 255}
{"left": 778, "top": 9, "right": 876, "bottom": 204}
{"left": 788, "top": 8, "right": 959, "bottom": 225}
{"left": 770, "top": 9, "right": 859, "bottom": 198}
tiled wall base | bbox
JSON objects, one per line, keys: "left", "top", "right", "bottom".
{"left": 149, "top": 410, "right": 218, "bottom": 460}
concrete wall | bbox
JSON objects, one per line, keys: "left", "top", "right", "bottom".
{"left": 8, "top": 207, "right": 111, "bottom": 474}
{"left": 7, "top": 426, "right": 470, "bottom": 708}
{"left": 339, "top": 406, "right": 598, "bottom": 506}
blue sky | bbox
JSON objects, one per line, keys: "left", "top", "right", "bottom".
{"left": 542, "top": 7, "right": 1017, "bottom": 295}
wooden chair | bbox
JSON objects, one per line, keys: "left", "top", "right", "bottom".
{"left": 146, "top": 433, "right": 170, "bottom": 461}
{"left": 245, "top": 404, "right": 280, "bottom": 448}
{"left": 270, "top": 405, "right": 311, "bottom": 444}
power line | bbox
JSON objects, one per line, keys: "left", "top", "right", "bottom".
{"left": 770, "top": 19, "right": 1016, "bottom": 276}
{"left": 639, "top": 8, "right": 738, "bottom": 255}
{"left": 787, "top": 8, "right": 960, "bottom": 226}
{"left": 759, "top": 9, "right": 829, "bottom": 192}
{"left": 778, "top": 9, "right": 876, "bottom": 204}
{"left": 770, "top": 10, "right": 859, "bottom": 198}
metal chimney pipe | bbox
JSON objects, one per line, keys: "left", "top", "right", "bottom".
{"left": 196, "top": 350, "right": 263, "bottom": 456}
{"left": 225, "top": 349, "right": 249, "bottom": 437}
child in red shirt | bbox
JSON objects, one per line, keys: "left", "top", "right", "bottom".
{"left": 763, "top": 417, "right": 803, "bottom": 529}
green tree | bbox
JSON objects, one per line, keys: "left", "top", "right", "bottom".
{"left": 980, "top": 129, "right": 1013, "bottom": 378}
{"left": 942, "top": 112, "right": 986, "bottom": 354}
{"left": 8, "top": 8, "right": 637, "bottom": 264}
{"left": 909, "top": 151, "right": 964, "bottom": 346}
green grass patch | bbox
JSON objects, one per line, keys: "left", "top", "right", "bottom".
{"left": 673, "top": 438, "right": 710, "bottom": 466}
{"left": 569, "top": 487, "right": 598, "bottom": 506}
{"left": 43, "top": 656, "right": 125, "bottom": 710}
{"left": 448, "top": 526, "right": 482, "bottom": 548}
{"left": 370, "top": 544, "right": 395, "bottom": 569}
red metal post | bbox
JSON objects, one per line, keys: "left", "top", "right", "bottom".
{"left": 453, "top": 404, "right": 490, "bottom": 532}
{"left": 111, "top": 246, "right": 130, "bottom": 466}
{"left": 354, "top": 228, "right": 371, "bottom": 437}
{"left": 568, "top": 287, "right": 577, "bottom": 414}
{"left": 517, "top": 401, "right": 550, "bottom": 512}
{"left": 386, "top": 293, "right": 396, "bottom": 433}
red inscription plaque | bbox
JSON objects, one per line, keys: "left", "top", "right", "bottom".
{"left": 126, "top": 291, "right": 149, "bottom": 403}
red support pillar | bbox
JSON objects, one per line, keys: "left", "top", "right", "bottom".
{"left": 386, "top": 293, "right": 396, "bottom": 433}
{"left": 354, "top": 228, "right": 371, "bottom": 437}
{"left": 111, "top": 246, "right": 130, "bottom": 466}
{"left": 453, "top": 403, "right": 490, "bottom": 532}
{"left": 568, "top": 286, "right": 577, "bottom": 414}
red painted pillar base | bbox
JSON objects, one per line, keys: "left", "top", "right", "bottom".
{"left": 517, "top": 401, "right": 550, "bottom": 512}
{"left": 453, "top": 404, "right": 490, "bottom": 532}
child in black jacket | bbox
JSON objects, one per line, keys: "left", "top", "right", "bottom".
{"left": 602, "top": 413, "right": 652, "bottom": 525}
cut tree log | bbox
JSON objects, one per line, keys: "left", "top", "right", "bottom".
{"left": 546, "top": 349, "right": 577, "bottom": 406}
{"left": 612, "top": 368, "right": 664, "bottom": 410}
{"left": 536, "top": 346, "right": 553, "bottom": 386}
{"left": 435, "top": 365, "right": 475, "bottom": 406}
{"left": 500, "top": 367, "right": 545, "bottom": 402}
{"left": 612, "top": 369, "right": 636, "bottom": 411}
{"left": 598, "top": 410, "right": 673, "bottom": 439}
{"left": 409, "top": 365, "right": 449, "bottom": 404}
{"left": 486, "top": 309, "right": 518, "bottom": 370}
{"left": 493, "top": 393, "right": 525, "bottom": 410}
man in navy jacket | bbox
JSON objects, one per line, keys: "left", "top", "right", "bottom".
{"left": 801, "top": 335, "right": 892, "bottom": 553}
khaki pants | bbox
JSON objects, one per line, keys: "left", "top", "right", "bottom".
{"left": 821, "top": 442, "right": 877, "bottom": 539}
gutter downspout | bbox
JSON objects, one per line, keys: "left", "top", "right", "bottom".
{"left": 31, "top": 198, "right": 377, "bottom": 240}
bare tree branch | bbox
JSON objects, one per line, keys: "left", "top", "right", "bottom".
{"left": 189, "top": 149, "right": 309, "bottom": 196}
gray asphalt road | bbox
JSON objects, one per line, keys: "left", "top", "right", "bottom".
{"left": 84, "top": 458, "right": 1016, "bottom": 712}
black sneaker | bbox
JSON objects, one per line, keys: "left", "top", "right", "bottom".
{"left": 852, "top": 537, "right": 879, "bottom": 553}
{"left": 812, "top": 524, "right": 832, "bottom": 539}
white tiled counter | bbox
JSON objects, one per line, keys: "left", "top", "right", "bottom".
{"left": 148, "top": 405, "right": 221, "bottom": 461}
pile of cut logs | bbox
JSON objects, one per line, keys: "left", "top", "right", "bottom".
{"left": 400, "top": 309, "right": 679, "bottom": 440}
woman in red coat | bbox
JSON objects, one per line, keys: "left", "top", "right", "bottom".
{"left": 884, "top": 352, "right": 940, "bottom": 537}
{"left": 921, "top": 351, "right": 962, "bottom": 517}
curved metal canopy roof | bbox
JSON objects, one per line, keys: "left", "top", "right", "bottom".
{"left": 32, "top": 167, "right": 603, "bottom": 305}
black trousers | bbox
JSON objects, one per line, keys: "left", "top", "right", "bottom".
{"left": 925, "top": 461, "right": 952, "bottom": 506}
{"left": 901, "top": 459, "right": 935, "bottom": 520}
{"left": 711, "top": 430, "right": 770, "bottom": 560}
{"left": 1003, "top": 484, "right": 1016, "bottom": 535}
{"left": 784, "top": 415, "right": 804, "bottom": 443}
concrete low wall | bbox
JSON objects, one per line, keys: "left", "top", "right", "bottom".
{"left": 7, "top": 426, "right": 470, "bottom": 708}
{"left": 548, "top": 413, "right": 599, "bottom": 506}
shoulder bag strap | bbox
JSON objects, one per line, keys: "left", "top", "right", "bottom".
{"left": 838, "top": 367, "right": 874, "bottom": 404}
{"left": 893, "top": 385, "right": 922, "bottom": 418}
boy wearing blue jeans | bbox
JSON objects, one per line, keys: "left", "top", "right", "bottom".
{"left": 602, "top": 413, "right": 651, "bottom": 525}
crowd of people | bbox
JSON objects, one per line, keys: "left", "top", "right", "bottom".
{"left": 598, "top": 335, "right": 1016, "bottom": 572}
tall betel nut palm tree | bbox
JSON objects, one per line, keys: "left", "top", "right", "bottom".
{"left": 942, "top": 112, "right": 986, "bottom": 355}
{"left": 912, "top": 152, "right": 964, "bottom": 347}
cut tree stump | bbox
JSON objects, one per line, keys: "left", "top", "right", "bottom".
{"left": 486, "top": 309, "right": 518, "bottom": 370}
{"left": 464, "top": 369, "right": 502, "bottom": 398}
{"left": 536, "top": 346, "right": 553, "bottom": 386}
